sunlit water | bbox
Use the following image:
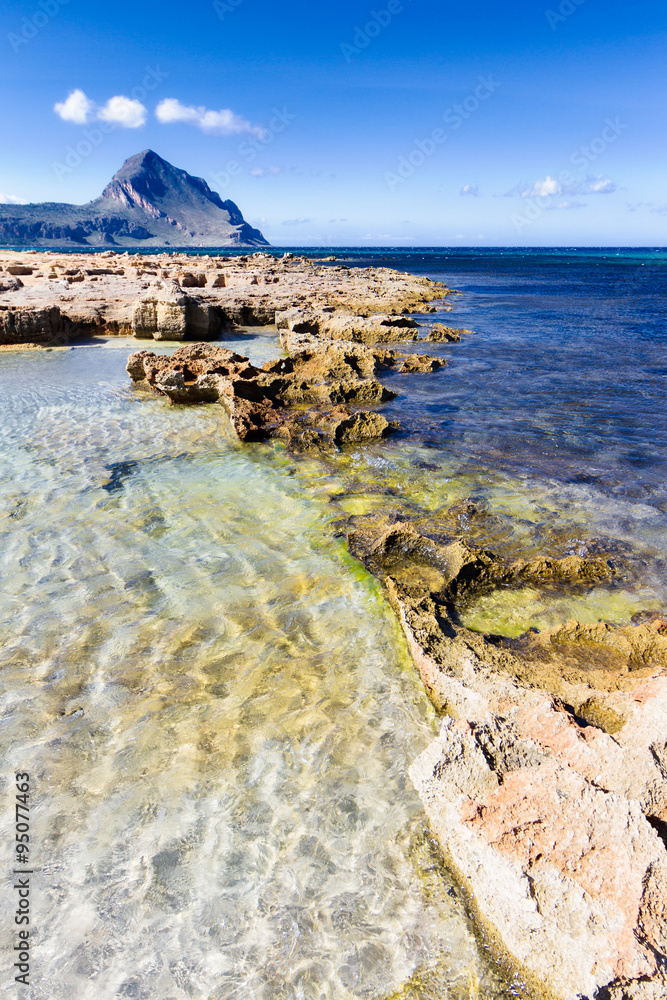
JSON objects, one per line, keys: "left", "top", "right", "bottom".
{"left": 0, "top": 340, "right": 510, "bottom": 999}
{"left": 2, "top": 247, "right": 666, "bottom": 997}
{"left": 304, "top": 247, "right": 667, "bottom": 634}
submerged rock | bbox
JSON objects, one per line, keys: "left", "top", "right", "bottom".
{"left": 426, "top": 323, "right": 474, "bottom": 342}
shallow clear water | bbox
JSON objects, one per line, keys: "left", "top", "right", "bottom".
{"left": 2, "top": 246, "right": 666, "bottom": 997}
{"left": 0, "top": 340, "right": 509, "bottom": 999}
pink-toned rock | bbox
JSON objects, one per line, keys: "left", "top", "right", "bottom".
{"left": 347, "top": 520, "right": 667, "bottom": 998}
{"left": 410, "top": 720, "right": 667, "bottom": 1000}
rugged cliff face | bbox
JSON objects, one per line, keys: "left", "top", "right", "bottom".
{"left": 0, "top": 150, "right": 269, "bottom": 248}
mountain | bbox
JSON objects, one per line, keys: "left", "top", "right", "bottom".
{"left": 0, "top": 150, "right": 269, "bottom": 248}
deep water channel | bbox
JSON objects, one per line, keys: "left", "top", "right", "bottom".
{"left": 0, "top": 340, "right": 511, "bottom": 999}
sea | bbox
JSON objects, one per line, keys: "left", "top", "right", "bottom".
{"left": 0, "top": 247, "right": 665, "bottom": 998}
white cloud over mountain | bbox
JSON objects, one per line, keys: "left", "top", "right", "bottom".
{"left": 54, "top": 89, "right": 96, "bottom": 125}
{"left": 98, "top": 96, "right": 147, "bottom": 128}
{"left": 54, "top": 89, "right": 146, "bottom": 128}
{"left": 155, "top": 99, "right": 266, "bottom": 138}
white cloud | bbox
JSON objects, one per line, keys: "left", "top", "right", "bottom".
{"left": 547, "top": 200, "right": 586, "bottom": 210}
{"left": 54, "top": 89, "right": 147, "bottom": 128}
{"left": 522, "top": 175, "right": 562, "bottom": 198}
{"left": 54, "top": 89, "right": 95, "bottom": 125}
{"left": 460, "top": 183, "right": 480, "bottom": 197}
{"left": 282, "top": 218, "right": 313, "bottom": 226}
{"left": 98, "top": 95, "right": 146, "bottom": 128}
{"left": 580, "top": 174, "right": 616, "bottom": 194}
{"left": 249, "top": 165, "right": 282, "bottom": 178}
{"left": 506, "top": 173, "right": 618, "bottom": 199}
{"left": 155, "top": 98, "right": 266, "bottom": 138}
{"left": 0, "top": 193, "right": 26, "bottom": 204}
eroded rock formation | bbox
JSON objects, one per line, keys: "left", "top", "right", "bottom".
{"left": 127, "top": 342, "right": 410, "bottom": 451}
{"left": 348, "top": 520, "right": 667, "bottom": 1000}
{"left": 0, "top": 249, "right": 453, "bottom": 345}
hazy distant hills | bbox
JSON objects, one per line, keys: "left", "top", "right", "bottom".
{"left": 0, "top": 150, "right": 269, "bottom": 248}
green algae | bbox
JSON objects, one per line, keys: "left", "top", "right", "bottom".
{"left": 460, "top": 584, "right": 654, "bottom": 638}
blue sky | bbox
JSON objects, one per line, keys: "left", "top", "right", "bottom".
{"left": 0, "top": 0, "right": 665, "bottom": 245}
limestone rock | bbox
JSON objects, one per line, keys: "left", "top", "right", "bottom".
{"left": 347, "top": 518, "right": 667, "bottom": 998}
{"left": 179, "top": 272, "right": 207, "bottom": 288}
{"left": 426, "top": 323, "right": 473, "bottom": 342}
{"left": 334, "top": 411, "right": 391, "bottom": 443}
{"left": 0, "top": 304, "right": 73, "bottom": 345}
{"left": 0, "top": 276, "right": 24, "bottom": 293}
{"left": 396, "top": 353, "right": 445, "bottom": 373}
{"left": 1, "top": 248, "right": 453, "bottom": 344}
{"left": 127, "top": 343, "right": 404, "bottom": 452}
{"left": 410, "top": 722, "right": 666, "bottom": 1000}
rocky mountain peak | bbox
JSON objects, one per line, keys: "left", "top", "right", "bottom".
{"left": 0, "top": 150, "right": 268, "bottom": 247}
{"left": 100, "top": 149, "right": 244, "bottom": 224}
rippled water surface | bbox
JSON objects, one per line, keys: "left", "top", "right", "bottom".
{"left": 0, "top": 340, "right": 509, "bottom": 999}
{"left": 2, "top": 246, "right": 666, "bottom": 998}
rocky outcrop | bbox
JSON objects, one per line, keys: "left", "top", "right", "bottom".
{"left": 130, "top": 281, "right": 230, "bottom": 341}
{"left": 127, "top": 343, "right": 405, "bottom": 451}
{"left": 348, "top": 519, "right": 667, "bottom": 999}
{"left": 276, "top": 306, "right": 470, "bottom": 346}
{"left": 0, "top": 304, "right": 74, "bottom": 345}
{"left": 0, "top": 249, "right": 454, "bottom": 345}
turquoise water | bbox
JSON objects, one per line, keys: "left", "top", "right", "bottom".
{"left": 0, "top": 340, "right": 510, "bottom": 999}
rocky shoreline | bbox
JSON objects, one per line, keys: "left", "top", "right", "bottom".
{"left": 0, "top": 248, "right": 452, "bottom": 345}
{"left": 3, "top": 250, "right": 666, "bottom": 999}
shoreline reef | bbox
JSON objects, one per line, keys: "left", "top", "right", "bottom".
{"left": 3, "top": 249, "right": 666, "bottom": 1000}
